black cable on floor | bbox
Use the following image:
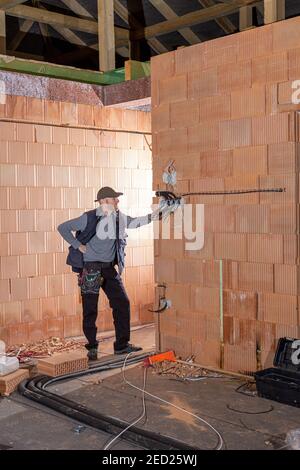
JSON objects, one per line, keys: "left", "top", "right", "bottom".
{"left": 226, "top": 403, "right": 274, "bottom": 415}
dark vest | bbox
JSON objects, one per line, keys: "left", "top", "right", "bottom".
{"left": 66, "top": 209, "right": 127, "bottom": 274}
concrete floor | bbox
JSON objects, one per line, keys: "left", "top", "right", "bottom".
{"left": 0, "top": 325, "right": 300, "bottom": 450}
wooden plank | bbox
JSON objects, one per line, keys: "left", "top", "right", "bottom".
{"left": 0, "top": 54, "right": 126, "bottom": 85}
{"left": 114, "top": 0, "right": 168, "bottom": 54}
{"left": 0, "top": 0, "right": 26, "bottom": 9}
{"left": 148, "top": 0, "right": 201, "bottom": 45}
{"left": 132, "top": 0, "right": 261, "bottom": 40}
{"left": 198, "top": 0, "right": 236, "bottom": 34}
{"left": 125, "top": 60, "right": 150, "bottom": 80}
{"left": 0, "top": 11, "right": 5, "bottom": 54}
{"left": 239, "top": 5, "right": 254, "bottom": 30}
{"left": 98, "top": 0, "right": 115, "bottom": 71}
{"left": 5, "top": 3, "right": 128, "bottom": 45}
{"left": 264, "top": 0, "right": 285, "bottom": 24}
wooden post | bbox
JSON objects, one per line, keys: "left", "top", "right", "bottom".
{"left": 264, "top": 0, "right": 285, "bottom": 24}
{"left": 239, "top": 6, "right": 254, "bottom": 31}
{"left": 97, "top": 0, "right": 115, "bottom": 71}
{"left": 0, "top": 11, "right": 6, "bottom": 54}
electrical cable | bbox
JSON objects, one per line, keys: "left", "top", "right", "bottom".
{"left": 181, "top": 188, "right": 285, "bottom": 197}
{"left": 226, "top": 403, "right": 274, "bottom": 415}
{"left": 104, "top": 356, "right": 147, "bottom": 450}
{"left": 121, "top": 353, "right": 225, "bottom": 451}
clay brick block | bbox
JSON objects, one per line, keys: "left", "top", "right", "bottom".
{"left": 129, "top": 133, "right": 144, "bottom": 150}
{"left": 28, "top": 188, "right": 45, "bottom": 209}
{"left": 268, "top": 142, "right": 299, "bottom": 175}
{"left": 274, "top": 264, "right": 300, "bottom": 295}
{"left": 38, "top": 253, "right": 55, "bottom": 276}
{"left": 202, "top": 259, "right": 233, "bottom": 289}
{"left": 218, "top": 61, "right": 251, "bottom": 93}
{"left": 238, "top": 24, "right": 272, "bottom": 59}
{"left": 122, "top": 110, "right": 138, "bottom": 131}
{"left": 192, "top": 339, "right": 220, "bottom": 368}
{"left": 10, "top": 232, "right": 28, "bottom": 256}
{"left": 231, "top": 86, "right": 266, "bottom": 119}
{"left": 273, "top": 16, "right": 300, "bottom": 52}
{"left": 247, "top": 234, "right": 283, "bottom": 263}
{"left": 259, "top": 175, "right": 297, "bottom": 204}
{"left": 20, "top": 254, "right": 37, "bottom": 278}
{"left": 8, "top": 141, "right": 27, "bottom": 164}
{"left": 288, "top": 47, "right": 300, "bottom": 80}
{"left": 8, "top": 187, "right": 26, "bottom": 210}
{"left": 40, "top": 296, "right": 57, "bottom": 320}
{"left": 45, "top": 100, "right": 61, "bottom": 124}
{"left": 16, "top": 123, "right": 35, "bottom": 143}
{"left": 188, "top": 122, "right": 219, "bottom": 152}
{"left": 70, "top": 167, "right": 86, "bottom": 188}
{"left": 175, "top": 259, "right": 203, "bottom": 284}
{"left": 28, "top": 320, "right": 47, "bottom": 342}
{"left": 29, "top": 276, "right": 47, "bottom": 299}
{"left": 266, "top": 83, "right": 279, "bottom": 115}
{"left": 284, "top": 234, "right": 299, "bottom": 264}
{"left": 166, "top": 283, "right": 191, "bottom": 311}
{"left": 223, "top": 290, "right": 257, "bottom": 319}
{"left": 17, "top": 165, "right": 35, "bottom": 187}
{"left": 37, "top": 351, "right": 88, "bottom": 377}
{"left": 0, "top": 233, "right": 9, "bottom": 256}
{"left": 0, "top": 369, "right": 29, "bottom": 396}
{"left": 21, "top": 298, "right": 40, "bottom": 323}
{"left": 270, "top": 204, "right": 297, "bottom": 234}
{"left": 0, "top": 142, "right": 8, "bottom": 163}
{"left": 157, "top": 128, "right": 187, "bottom": 157}
{"left": 214, "top": 233, "right": 247, "bottom": 261}
{"left": 152, "top": 50, "right": 175, "bottom": 82}
{"left": 205, "top": 205, "right": 235, "bottom": 232}
{"left": 0, "top": 164, "right": 16, "bottom": 186}
{"left": 28, "top": 231, "right": 46, "bottom": 254}
{"left": 63, "top": 315, "right": 82, "bottom": 338}
{"left": 61, "top": 102, "right": 77, "bottom": 126}
{"left": 187, "top": 67, "right": 217, "bottom": 101}
{"left": 36, "top": 165, "right": 53, "bottom": 187}
{"left": 45, "top": 144, "right": 62, "bottom": 166}
{"left": 58, "top": 294, "right": 76, "bottom": 316}
{"left": 200, "top": 150, "right": 232, "bottom": 178}
{"left": 46, "top": 188, "right": 63, "bottom": 209}
{"left": 170, "top": 100, "right": 199, "bottom": 128}
{"left": 26, "top": 97, "right": 44, "bottom": 121}
{"left": 0, "top": 279, "right": 9, "bottom": 302}
{"left": 53, "top": 127, "right": 69, "bottom": 145}
{"left": 27, "top": 142, "right": 45, "bottom": 165}
{"left": 175, "top": 43, "right": 205, "bottom": 73}
{"left": 45, "top": 317, "right": 64, "bottom": 337}
{"left": 0, "top": 256, "right": 19, "bottom": 279}
{"left": 99, "top": 130, "right": 116, "bottom": 148}
{"left": 191, "top": 285, "right": 219, "bottom": 315}
{"left": 159, "top": 74, "right": 187, "bottom": 105}
{"left": 224, "top": 345, "right": 257, "bottom": 374}
{"left": 10, "top": 278, "right": 28, "bottom": 301}
{"left": 1, "top": 209, "right": 17, "bottom": 232}
{"left": 219, "top": 118, "right": 252, "bottom": 149}
{"left": 35, "top": 125, "right": 52, "bottom": 144}
{"left": 6, "top": 96, "right": 26, "bottom": 119}
{"left": 138, "top": 111, "right": 151, "bottom": 134}
{"left": 252, "top": 113, "right": 291, "bottom": 145}
{"left": 278, "top": 81, "right": 294, "bottom": 105}
{"left": 189, "top": 177, "right": 224, "bottom": 204}
{"left": 152, "top": 103, "right": 170, "bottom": 134}
{"left": 77, "top": 103, "right": 94, "bottom": 126}
{"left": 258, "top": 293, "right": 298, "bottom": 325}
{"left": 46, "top": 231, "right": 63, "bottom": 253}
{"left": 3, "top": 301, "right": 21, "bottom": 324}
{"left": 17, "top": 210, "right": 35, "bottom": 237}
{"left": 238, "top": 262, "right": 274, "bottom": 292}
{"left": 0, "top": 122, "right": 15, "bottom": 141}
{"left": 252, "top": 52, "right": 288, "bottom": 84}
{"left": 198, "top": 95, "right": 230, "bottom": 123}
{"left": 235, "top": 205, "right": 269, "bottom": 233}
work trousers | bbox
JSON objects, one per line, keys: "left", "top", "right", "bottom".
{"left": 78, "top": 262, "right": 130, "bottom": 351}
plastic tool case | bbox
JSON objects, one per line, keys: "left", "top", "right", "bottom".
{"left": 255, "top": 337, "right": 300, "bottom": 407}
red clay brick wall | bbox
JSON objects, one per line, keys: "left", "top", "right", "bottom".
{"left": 0, "top": 96, "right": 153, "bottom": 346}
{"left": 152, "top": 17, "right": 300, "bottom": 374}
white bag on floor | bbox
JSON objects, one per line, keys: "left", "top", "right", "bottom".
{"left": 0, "top": 340, "right": 19, "bottom": 376}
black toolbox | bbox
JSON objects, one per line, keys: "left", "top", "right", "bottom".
{"left": 255, "top": 337, "right": 300, "bottom": 407}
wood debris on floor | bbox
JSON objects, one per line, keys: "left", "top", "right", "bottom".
{"left": 6, "top": 337, "right": 86, "bottom": 363}
{"left": 151, "top": 356, "right": 224, "bottom": 381}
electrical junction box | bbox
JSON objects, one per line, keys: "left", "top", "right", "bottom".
{"left": 255, "top": 337, "right": 300, "bottom": 408}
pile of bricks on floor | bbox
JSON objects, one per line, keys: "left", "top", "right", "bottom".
{"left": 152, "top": 16, "right": 300, "bottom": 375}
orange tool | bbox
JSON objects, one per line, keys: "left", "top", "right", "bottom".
{"left": 143, "top": 350, "right": 176, "bottom": 367}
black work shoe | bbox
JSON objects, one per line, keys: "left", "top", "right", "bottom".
{"left": 114, "top": 343, "right": 143, "bottom": 355}
{"left": 87, "top": 348, "right": 98, "bottom": 361}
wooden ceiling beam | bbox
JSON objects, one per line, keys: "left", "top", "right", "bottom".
{"left": 148, "top": 0, "right": 201, "bottom": 45}
{"left": 132, "top": 0, "right": 261, "bottom": 40}
{"left": 198, "top": 0, "right": 236, "bottom": 34}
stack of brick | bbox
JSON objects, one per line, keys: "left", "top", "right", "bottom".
{"left": 0, "top": 368, "right": 29, "bottom": 396}
{"left": 37, "top": 350, "right": 88, "bottom": 377}
{"left": 152, "top": 16, "right": 300, "bottom": 374}
{"left": 0, "top": 93, "right": 153, "bottom": 346}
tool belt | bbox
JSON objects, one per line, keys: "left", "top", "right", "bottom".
{"left": 77, "top": 261, "right": 114, "bottom": 294}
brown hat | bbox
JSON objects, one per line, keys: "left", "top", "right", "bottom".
{"left": 94, "top": 186, "right": 123, "bottom": 202}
